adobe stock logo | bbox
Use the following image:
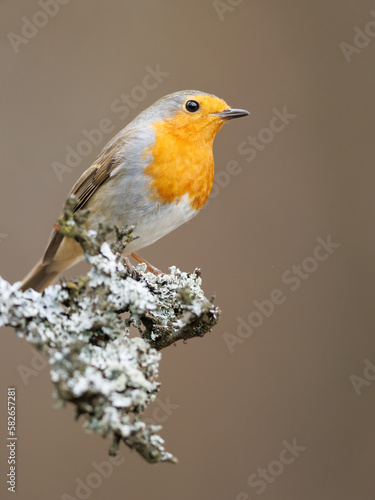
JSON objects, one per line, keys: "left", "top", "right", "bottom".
{"left": 202, "top": 104, "right": 296, "bottom": 207}
{"left": 223, "top": 235, "right": 341, "bottom": 353}
{"left": 213, "top": 0, "right": 244, "bottom": 22}
{"left": 237, "top": 107, "right": 296, "bottom": 163}
{"left": 61, "top": 454, "right": 124, "bottom": 500}
{"left": 350, "top": 358, "right": 375, "bottom": 395}
{"left": 51, "top": 64, "right": 170, "bottom": 183}
{"left": 236, "top": 438, "right": 307, "bottom": 499}
{"left": 7, "top": 0, "right": 72, "bottom": 54}
{"left": 340, "top": 10, "right": 375, "bottom": 63}
{"left": 17, "top": 349, "right": 48, "bottom": 385}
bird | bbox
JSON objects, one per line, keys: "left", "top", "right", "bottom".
{"left": 21, "top": 90, "right": 249, "bottom": 292}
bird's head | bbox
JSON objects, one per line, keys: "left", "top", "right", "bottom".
{"left": 146, "top": 90, "right": 249, "bottom": 144}
{"left": 137, "top": 90, "right": 249, "bottom": 210}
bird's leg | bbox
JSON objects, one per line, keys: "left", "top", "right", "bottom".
{"left": 122, "top": 256, "right": 139, "bottom": 279}
{"left": 130, "top": 253, "right": 163, "bottom": 275}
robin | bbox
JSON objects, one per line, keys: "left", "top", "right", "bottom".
{"left": 21, "top": 90, "right": 249, "bottom": 292}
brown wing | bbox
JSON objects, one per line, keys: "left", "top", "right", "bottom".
{"left": 42, "top": 130, "right": 129, "bottom": 264}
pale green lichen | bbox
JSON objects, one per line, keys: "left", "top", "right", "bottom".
{"left": 0, "top": 197, "right": 220, "bottom": 463}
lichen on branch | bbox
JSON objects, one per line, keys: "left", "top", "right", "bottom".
{"left": 0, "top": 196, "right": 220, "bottom": 463}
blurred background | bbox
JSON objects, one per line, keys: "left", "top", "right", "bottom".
{"left": 1, "top": 1, "right": 374, "bottom": 499}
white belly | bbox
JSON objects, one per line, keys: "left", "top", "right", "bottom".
{"left": 124, "top": 193, "right": 197, "bottom": 255}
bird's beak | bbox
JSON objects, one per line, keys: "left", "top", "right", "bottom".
{"left": 215, "top": 108, "right": 250, "bottom": 120}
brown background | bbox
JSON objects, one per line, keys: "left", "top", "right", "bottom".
{"left": 1, "top": 1, "right": 374, "bottom": 499}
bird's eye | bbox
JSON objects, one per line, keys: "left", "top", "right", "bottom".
{"left": 185, "top": 100, "right": 200, "bottom": 112}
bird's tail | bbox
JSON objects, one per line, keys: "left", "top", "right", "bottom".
{"left": 20, "top": 260, "right": 62, "bottom": 292}
{"left": 21, "top": 235, "right": 84, "bottom": 292}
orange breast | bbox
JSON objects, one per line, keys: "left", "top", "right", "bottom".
{"left": 144, "top": 114, "right": 220, "bottom": 211}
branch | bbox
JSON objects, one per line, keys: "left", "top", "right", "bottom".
{"left": 0, "top": 196, "right": 220, "bottom": 463}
